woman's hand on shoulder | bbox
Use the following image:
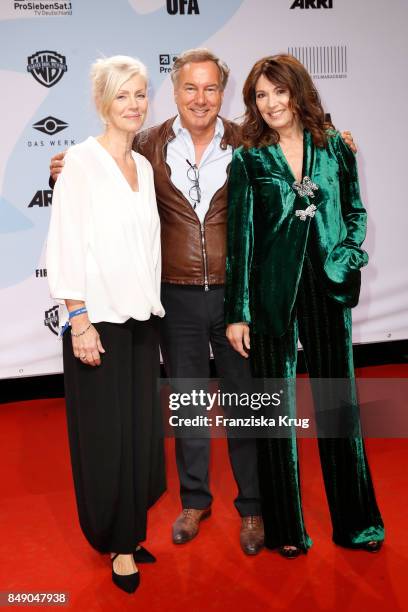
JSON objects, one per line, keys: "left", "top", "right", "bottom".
{"left": 226, "top": 323, "right": 250, "bottom": 358}
{"left": 50, "top": 150, "right": 66, "bottom": 182}
{"left": 341, "top": 131, "right": 357, "bottom": 153}
{"left": 71, "top": 316, "right": 106, "bottom": 367}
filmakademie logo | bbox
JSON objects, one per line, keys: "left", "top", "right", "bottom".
{"left": 27, "top": 50, "right": 68, "bottom": 87}
{"left": 290, "top": 0, "right": 333, "bottom": 8}
{"left": 159, "top": 53, "right": 178, "bottom": 74}
{"left": 44, "top": 305, "right": 59, "bottom": 336}
{"left": 166, "top": 0, "right": 200, "bottom": 15}
{"left": 14, "top": 1, "right": 72, "bottom": 16}
{"left": 33, "top": 116, "right": 68, "bottom": 135}
{"left": 288, "top": 46, "right": 347, "bottom": 79}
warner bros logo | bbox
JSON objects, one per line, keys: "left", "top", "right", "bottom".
{"left": 27, "top": 50, "right": 68, "bottom": 88}
{"left": 44, "top": 305, "right": 59, "bottom": 336}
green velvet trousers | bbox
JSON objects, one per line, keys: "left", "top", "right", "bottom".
{"left": 251, "top": 256, "right": 384, "bottom": 551}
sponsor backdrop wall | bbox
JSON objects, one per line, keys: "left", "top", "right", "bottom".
{"left": 0, "top": 0, "right": 407, "bottom": 379}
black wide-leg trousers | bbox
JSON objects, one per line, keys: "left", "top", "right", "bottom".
{"left": 63, "top": 317, "right": 165, "bottom": 553}
{"left": 251, "top": 257, "right": 384, "bottom": 550}
{"left": 160, "top": 284, "right": 261, "bottom": 516}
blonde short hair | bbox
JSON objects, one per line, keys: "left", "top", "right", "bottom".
{"left": 171, "top": 48, "right": 230, "bottom": 90}
{"left": 90, "top": 55, "right": 148, "bottom": 122}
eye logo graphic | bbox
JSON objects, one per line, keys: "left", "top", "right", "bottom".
{"left": 44, "top": 306, "right": 60, "bottom": 336}
{"left": 27, "top": 51, "right": 68, "bottom": 88}
{"left": 33, "top": 116, "right": 69, "bottom": 135}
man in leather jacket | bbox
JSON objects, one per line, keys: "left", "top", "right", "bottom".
{"left": 134, "top": 49, "right": 264, "bottom": 555}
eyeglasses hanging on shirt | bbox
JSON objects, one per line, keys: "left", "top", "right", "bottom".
{"left": 186, "top": 159, "right": 201, "bottom": 209}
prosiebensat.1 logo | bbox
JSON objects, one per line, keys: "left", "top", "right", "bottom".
{"left": 14, "top": 2, "right": 72, "bottom": 16}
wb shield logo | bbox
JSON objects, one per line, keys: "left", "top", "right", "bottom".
{"left": 27, "top": 51, "right": 68, "bottom": 88}
{"left": 44, "top": 305, "right": 59, "bottom": 336}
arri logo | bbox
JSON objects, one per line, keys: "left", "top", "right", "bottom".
{"left": 28, "top": 190, "right": 53, "bottom": 207}
{"left": 290, "top": 0, "right": 333, "bottom": 8}
{"left": 167, "top": 0, "right": 200, "bottom": 15}
{"left": 33, "top": 116, "right": 68, "bottom": 135}
{"left": 27, "top": 50, "right": 68, "bottom": 87}
{"left": 44, "top": 305, "right": 59, "bottom": 336}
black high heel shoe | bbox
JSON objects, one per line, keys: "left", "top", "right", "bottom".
{"left": 133, "top": 545, "right": 156, "bottom": 564}
{"left": 361, "top": 540, "right": 383, "bottom": 553}
{"left": 111, "top": 553, "right": 140, "bottom": 594}
{"left": 278, "top": 545, "right": 302, "bottom": 559}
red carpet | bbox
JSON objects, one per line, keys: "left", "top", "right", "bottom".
{"left": 0, "top": 365, "right": 407, "bottom": 611}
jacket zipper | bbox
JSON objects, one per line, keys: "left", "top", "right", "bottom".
{"left": 200, "top": 223, "right": 209, "bottom": 291}
{"left": 199, "top": 164, "right": 231, "bottom": 291}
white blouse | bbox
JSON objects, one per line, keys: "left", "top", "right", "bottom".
{"left": 46, "top": 136, "right": 165, "bottom": 324}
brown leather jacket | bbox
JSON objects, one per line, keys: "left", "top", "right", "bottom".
{"left": 133, "top": 117, "right": 241, "bottom": 287}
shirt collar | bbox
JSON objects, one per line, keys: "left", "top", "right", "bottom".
{"left": 172, "top": 115, "right": 224, "bottom": 141}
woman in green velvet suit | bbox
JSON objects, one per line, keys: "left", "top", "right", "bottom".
{"left": 224, "top": 55, "right": 384, "bottom": 557}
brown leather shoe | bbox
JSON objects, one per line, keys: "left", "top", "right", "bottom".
{"left": 172, "top": 508, "right": 212, "bottom": 544}
{"left": 240, "top": 516, "right": 264, "bottom": 555}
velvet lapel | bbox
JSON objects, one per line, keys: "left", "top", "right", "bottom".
{"left": 272, "top": 130, "right": 317, "bottom": 202}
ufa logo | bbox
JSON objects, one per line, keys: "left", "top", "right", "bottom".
{"left": 167, "top": 0, "right": 200, "bottom": 14}
{"left": 27, "top": 50, "right": 68, "bottom": 87}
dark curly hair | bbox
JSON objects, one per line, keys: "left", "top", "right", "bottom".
{"left": 241, "top": 54, "right": 331, "bottom": 148}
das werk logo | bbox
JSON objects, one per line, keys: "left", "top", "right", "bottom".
{"left": 290, "top": 0, "right": 333, "bottom": 8}
{"left": 167, "top": 0, "right": 199, "bottom": 14}
{"left": 27, "top": 50, "right": 67, "bottom": 87}
{"left": 33, "top": 116, "right": 68, "bottom": 136}
{"left": 44, "top": 305, "right": 59, "bottom": 336}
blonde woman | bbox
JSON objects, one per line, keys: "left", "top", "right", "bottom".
{"left": 46, "top": 56, "right": 165, "bottom": 593}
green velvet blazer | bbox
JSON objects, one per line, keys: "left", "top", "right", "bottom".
{"left": 224, "top": 130, "right": 368, "bottom": 337}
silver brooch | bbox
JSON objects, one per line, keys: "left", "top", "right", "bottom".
{"left": 292, "top": 176, "right": 318, "bottom": 198}
{"left": 295, "top": 204, "right": 317, "bottom": 221}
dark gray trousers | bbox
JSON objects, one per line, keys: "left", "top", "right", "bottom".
{"left": 160, "top": 284, "right": 261, "bottom": 516}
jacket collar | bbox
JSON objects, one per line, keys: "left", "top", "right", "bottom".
{"left": 269, "top": 129, "right": 316, "bottom": 185}
{"left": 160, "top": 115, "right": 241, "bottom": 150}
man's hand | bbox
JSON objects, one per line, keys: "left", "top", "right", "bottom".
{"left": 50, "top": 151, "right": 66, "bottom": 182}
{"left": 341, "top": 131, "right": 357, "bottom": 154}
{"left": 226, "top": 323, "right": 250, "bottom": 358}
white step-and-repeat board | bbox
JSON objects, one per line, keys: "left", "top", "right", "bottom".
{"left": 0, "top": 0, "right": 407, "bottom": 379}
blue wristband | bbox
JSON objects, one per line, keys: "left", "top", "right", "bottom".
{"left": 69, "top": 307, "right": 87, "bottom": 319}
{"left": 59, "top": 307, "right": 88, "bottom": 338}
{"left": 60, "top": 320, "right": 70, "bottom": 337}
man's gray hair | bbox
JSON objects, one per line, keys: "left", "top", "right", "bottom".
{"left": 170, "top": 48, "right": 230, "bottom": 90}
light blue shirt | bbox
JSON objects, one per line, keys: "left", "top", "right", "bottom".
{"left": 166, "top": 116, "right": 232, "bottom": 223}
